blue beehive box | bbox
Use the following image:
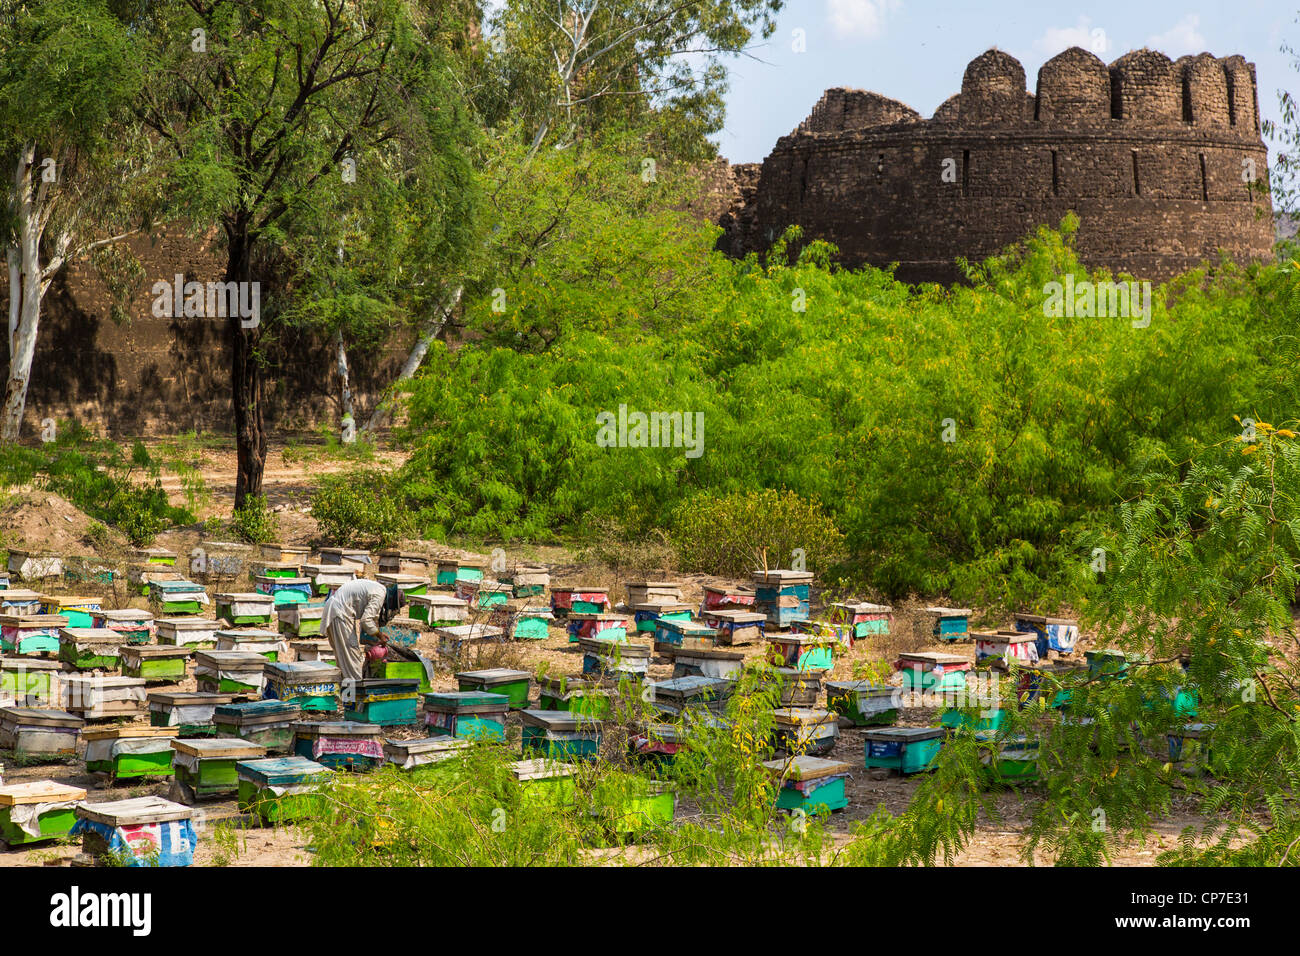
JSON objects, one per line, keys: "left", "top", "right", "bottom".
{"left": 752, "top": 570, "right": 812, "bottom": 628}
{"left": 423, "top": 690, "right": 510, "bottom": 740}
{"left": 863, "top": 726, "right": 945, "bottom": 774}
{"left": 1014, "top": 613, "right": 1080, "bottom": 656}
{"left": 922, "top": 606, "right": 972, "bottom": 642}
{"left": 72, "top": 796, "right": 196, "bottom": 867}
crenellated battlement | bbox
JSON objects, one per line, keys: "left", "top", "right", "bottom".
{"left": 720, "top": 46, "right": 1274, "bottom": 282}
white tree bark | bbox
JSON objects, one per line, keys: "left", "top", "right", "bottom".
{"left": 361, "top": 285, "right": 462, "bottom": 433}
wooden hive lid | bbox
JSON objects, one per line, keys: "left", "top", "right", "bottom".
{"left": 0, "top": 589, "right": 45, "bottom": 601}
{"left": 509, "top": 757, "right": 576, "bottom": 781}
{"left": 897, "top": 651, "right": 970, "bottom": 665}
{"left": 253, "top": 576, "right": 311, "bottom": 586}
{"left": 0, "top": 706, "right": 83, "bottom": 728}
{"left": 629, "top": 602, "right": 693, "bottom": 614}
{"left": 577, "top": 638, "right": 651, "bottom": 657}
{"left": 772, "top": 667, "right": 824, "bottom": 685}
{"left": 194, "top": 650, "right": 268, "bottom": 668}
{"left": 292, "top": 720, "right": 380, "bottom": 737}
{"left": 824, "top": 680, "right": 894, "bottom": 695}
{"left": 150, "top": 579, "right": 205, "bottom": 593}
{"left": 567, "top": 612, "right": 630, "bottom": 623}
{"left": 519, "top": 709, "right": 601, "bottom": 732}
{"left": 0, "top": 656, "right": 60, "bottom": 671}
{"left": 652, "top": 676, "right": 733, "bottom": 699}
{"left": 455, "top": 668, "right": 532, "bottom": 684}
{"left": 922, "top": 606, "right": 972, "bottom": 617}
{"left": 384, "top": 736, "right": 469, "bottom": 757}
{"left": 59, "top": 627, "right": 121, "bottom": 644}
{"left": 148, "top": 691, "right": 238, "bottom": 707}
{"left": 95, "top": 608, "right": 154, "bottom": 622}
{"left": 973, "top": 630, "right": 1037, "bottom": 644}
{"left": 216, "top": 628, "right": 281, "bottom": 641}
{"left": 1013, "top": 612, "right": 1047, "bottom": 624}
{"left": 771, "top": 707, "right": 837, "bottom": 727}
{"left": 156, "top": 616, "right": 217, "bottom": 631}
{"left": 215, "top": 699, "right": 300, "bottom": 720}
{"left": 375, "top": 573, "right": 431, "bottom": 586}
{"left": 410, "top": 592, "right": 468, "bottom": 606}
{"left": 0, "top": 614, "right": 68, "bottom": 627}
{"left": 77, "top": 795, "right": 191, "bottom": 826}
{"left": 214, "top": 591, "right": 271, "bottom": 602}
{"left": 62, "top": 675, "right": 143, "bottom": 689}
{"left": 433, "top": 624, "right": 503, "bottom": 640}
{"left": 423, "top": 690, "right": 510, "bottom": 708}
{"left": 319, "top": 547, "right": 370, "bottom": 557}
{"left": 862, "top": 726, "right": 946, "bottom": 742}
{"left": 704, "top": 609, "right": 767, "bottom": 624}
{"left": 81, "top": 724, "right": 178, "bottom": 742}
{"left": 264, "top": 660, "right": 341, "bottom": 680}
{"left": 172, "top": 737, "right": 266, "bottom": 759}
{"left": 0, "top": 780, "right": 86, "bottom": 805}
{"left": 41, "top": 594, "right": 101, "bottom": 606}
{"left": 120, "top": 644, "right": 192, "bottom": 659}
{"left": 760, "top": 754, "right": 850, "bottom": 781}
{"left": 752, "top": 569, "right": 814, "bottom": 585}
{"left": 669, "top": 646, "right": 744, "bottom": 662}
{"left": 552, "top": 585, "right": 608, "bottom": 594}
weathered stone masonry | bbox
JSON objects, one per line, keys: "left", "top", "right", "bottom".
{"left": 718, "top": 47, "right": 1275, "bottom": 283}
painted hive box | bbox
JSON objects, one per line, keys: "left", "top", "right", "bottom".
{"left": 762, "top": 755, "right": 850, "bottom": 815}
{"left": 0, "top": 780, "right": 86, "bottom": 846}
{"left": 72, "top": 796, "right": 196, "bottom": 867}
{"left": 83, "top": 725, "right": 177, "bottom": 780}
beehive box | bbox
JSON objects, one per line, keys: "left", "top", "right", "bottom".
{"left": 377, "top": 551, "right": 430, "bottom": 576}
{"left": 194, "top": 650, "right": 268, "bottom": 695}
{"left": 58, "top": 626, "right": 122, "bottom": 670}
{"left": 0, "top": 613, "right": 68, "bottom": 655}
{"left": 491, "top": 605, "right": 554, "bottom": 641}
{"left": 669, "top": 646, "right": 744, "bottom": 681}
{"left": 1013, "top": 613, "right": 1080, "bottom": 655}
{"left": 630, "top": 722, "right": 690, "bottom": 763}
{"left": 765, "top": 632, "right": 835, "bottom": 673}
{"left": 771, "top": 707, "right": 840, "bottom": 756}
{"left": 537, "top": 674, "right": 614, "bottom": 717}
{"left": 504, "top": 566, "right": 550, "bottom": 598}
{"left": 367, "top": 655, "right": 430, "bottom": 692}
{"left": 383, "top": 735, "right": 471, "bottom": 770}
{"left": 92, "top": 608, "right": 155, "bottom": 645}
{"left": 278, "top": 601, "right": 325, "bottom": 638}
{"left": 253, "top": 575, "right": 313, "bottom": 606}
{"left": 975, "top": 732, "right": 1040, "bottom": 784}
{"left": 793, "top": 618, "right": 853, "bottom": 651}
{"left": 567, "top": 612, "right": 631, "bottom": 644}
{"left": 455, "top": 578, "right": 512, "bottom": 609}
{"left": 0, "top": 781, "right": 86, "bottom": 846}
{"left": 6, "top": 550, "right": 62, "bottom": 582}
{"left": 652, "top": 617, "right": 718, "bottom": 653}
{"left": 260, "top": 544, "right": 312, "bottom": 564}
{"left": 214, "top": 699, "right": 301, "bottom": 752}
{"left": 408, "top": 593, "right": 469, "bottom": 626}
{"left": 83, "top": 725, "right": 177, "bottom": 780}
{"left": 509, "top": 758, "right": 577, "bottom": 806}
{"left": 456, "top": 668, "right": 531, "bottom": 709}
{"left": 0, "top": 706, "right": 82, "bottom": 754}
{"left": 700, "top": 584, "right": 756, "bottom": 613}
{"left": 299, "top": 563, "right": 356, "bottom": 596}
{"left": 131, "top": 547, "right": 177, "bottom": 567}
{"left": 423, "top": 691, "right": 510, "bottom": 741}
{"left": 263, "top": 661, "right": 341, "bottom": 712}
{"left": 894, "top": 652, "right": 972, "bottom": 692}
{"left": 290, "top": 639, "right": 337, "bottom": 665}
{"left": 375, "top": 572, "right": 431, "bottom": 597}
{"left": 292, "top": 720, "right": 384, "bottom": 771}
{"left": 156, "top": 616, "right": 219, "bottom": 649}
{"left": 433, "top": 623, "right": 503, "bottom": 658}
{"left": 598, "top": 780, "right": 677, "bottom": 836}
{"left": 192, "top": 541, "right": 245, "bottom": 581}
{"left": 766, "top": 668, "right": 823, "bottom": 707}
{"left": 171, "top": 737, "right": 266, "bottom": 800}
{"left": 148, "top": 691, "right": 238, "bottom": 734}
{"left": 631, "top": 602, "right": 692, "bottom": 636}
{"left": 378, "top": 616, "right": 424, "bottom": 649}
{"left": 763, "top": 755, "right": 851, "bottom": 814}
{"left": 702, "top": 609, "right": 766, "bottom": 646}
{"left": 550, "top": 586, "right": 610, "bottom": 619}
{"left": 752, "top": 570, "right": 813, "bottom": 628}
{"left": 435, "top": 556, "right": 488, "bottom": 587}
{"left": 0, "top": 589, "right": 44, "bottom": 616}
{"left": 921, "top": 606, "right": 972, "bottom": 642}
{"left": 826, "top": 602, "right": 893, "bottom": 640}
{"left": 520, "top": 709, "right": 603, "bottom": 761}
{"left": 1086, "top": 648, "right": 1137, "bottom": 679}
{"left": 579, "top": 638, "right": 650, "bottom": 678}
{"left": 939, "top": 698, "right": 1008, "bottom": 732}
{"left": 0, "top": 656, "right": 60, "bottom": 707}
{"left": 213, "top": 592, "right": 275, "bottom": 629}
{"left": 148, "top": 579, "right": 209, "bottom": 615}
{"left": 863, "top": 726, "right": 945, "bottom": 774}
{"left": 61, "top": 556, "right": 117, "bottom": 587}
{"left": 119, "top": 644, "right": 192, "bottom": 683}
{"left": 0, "top": 570, "right": 9, "bottom": 589}
{"left": 40, "top": 595, "right": 102, "bottom": 628}
{"left": 215, "top": 628, "right": 287, "bottom": 661}
{"left": 127, "top": 566, "right": 184, "bottom": 594}
{"left": 647, "top": 676, "right": 734, "bottom": 717}
{"left": 974, "top": 630, "right": 1041, "bottom": 670}
{"left": 1016, "top": 661, "right": 1086, "bottom": 709}
{"left": 344, "top": 678, "right": 421, "bottom": 726}
{"left": 825, "top": 681, "right": 900, "bottom": 727}
{"left": 1167, "top": 722, "right": 1214, "bottom": 765}
{"left": 624, "top": 580, "right": 684, "bottom": 606}
{"left": 236, "top": 756, "right": 330, "bottom": 824}
{"left": 249, "top": 560, "right": 302, "bottom": 580}
{"left": 316, "top": 547, "right": 371, "bottom": 570}
{"left": 72, "top": 796, "right": 196, "bottom": 866}
{"left": 62, "top": 675, "right": 147, "bottom": 720}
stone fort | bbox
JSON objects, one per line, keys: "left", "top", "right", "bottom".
{"left": 716, "top": 47, "right": 1275, "bottom": 283}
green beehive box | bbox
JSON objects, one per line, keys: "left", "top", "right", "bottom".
{"left": 863, "top": 726, "right": 945, "bottom": 774}
{"left": 132, "top": 547, "right": 178, "bottom": 567}
{"left": 0, "top": 656, "right": 60, "bottom": 707}
{"left": 58, "top": 627, "right": 123, "bottom": 671}
{"left": 299, "top": 564, "right": 356, "bottom": 596}
{"left": 520, "top": 708, "right": 603, "bottom": 761}
{"left": 148, "top": 691, "right": 239, "bottom": 735}
{"left": 375, "top": 572, "right": 430, "bottom": 597}
{"left": 254, "top": 575, "right": 313, "bottom": 607}
{"left": 491, "top": 604, "right": 554, "bottom": 640}
{"left": 171, "top": 737, "right": 267, "bottom": 800}
{"left": 92, "top": 608, "right": 155, "bottom": 645}
{"left": 0, "top": 781, "right": 86, "bottom": 847}
{"left": 148, "top": 579, "right": 209, "bottom": 616}
{"left": 263, "top": 661, "right": 341, "bottom": 712}
{"left": 939, "top": 699, "right": 1007, "bottom": 732}
{"left": 216, "top": 628, "right": 286, "bottom": 661}
{"left": 423, "top": 690, "right": 510, "bottom": 740}
{"left": 0, "top": 613, "right": 68, "bottom": 655}
{"left": 896, "top": 651, "right": 972, "bottom": 692}
{"left": 214, "top": 592, "right": 275, "bottom": 627}
{"left": 277, "top": 601, "right": 324, "bottom": 638}
{"left": 368, "top": 657, "right": 429, "bottom": 691}
{"left": 456, "top": 668, "right": 531, "bottom": 709}
{"left": 119, "top": 644, "right": 191, "bottom": 683}
{"left": 250, "top": 558, "right": 303, "bottom": 579}
{"left": 194, "top": 650, "right": 268, "bottom": 696}
{"left": 407, "top": 593, "right": 469, "bottom": 626}
{"left": 214, "top": 700, "right": 302, "bottom": 752}
{"left": 975, "top": 732, "right": 1040, "bottom": 784}
{"left": 456, "top": 579, "right": 512, "bottom": 609}
{"left": 343, "top": 678, "right": 421, "bottom": 726}
{"left": 83, "top": 725, "right": 177, "bottom": 780}
{"left": 236, "top": 756, "right": 330, "bottom": 824}
{"left": 598, "top": 780, "right": 677, "bottom": 836}
{"left": 825, "top": 681, "right": 899, "bottom": 727}
{"left": 39, "top": 594, "right": 102, "bottom": 629}
{"left": 763, "top": 755, "right": 851, "bottom": 815}
{"left": 536, "top": 674, "right": 614, "bottom": 716}
{"left": 509, "top": 757, "right": 577, "bottom": 806}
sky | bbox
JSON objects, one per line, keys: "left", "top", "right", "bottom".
{"left": 713, "top": 0, "right": 1298, "bottom": 163}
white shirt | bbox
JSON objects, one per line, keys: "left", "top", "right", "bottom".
{"left": 321, "top": 578, "right": 387, "bottom": 638}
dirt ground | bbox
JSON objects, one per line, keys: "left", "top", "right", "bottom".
{"left": 0, "top": 438, "right": 1229, "bottom": 866}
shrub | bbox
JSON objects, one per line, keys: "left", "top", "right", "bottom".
{"left": 671, "top": 488, "right": 846, "bottom": 577}
{"left": 310, "top": 469, "right": 412, "bottom": 546}
{"left": 229, "top": 495, "right": 279, "bottom": 544}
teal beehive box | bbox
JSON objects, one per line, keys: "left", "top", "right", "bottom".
{"left": 826, "top": 602, "right": 893, "bottom": 641}
{"left": 40, "top": 595, "right": 102, "bottom": 629}
{"left": 237, "top": 755, "right": 330, "bottom": 824}
{"left": 763, "top": 755, "right": 850, "bottom": 815}
{"left": 264, "top": 660, "right": 341, "bottom": 712}
{"left": 291, "top": 720, "right": 384, "bottom": 771}
{"left": 254, "top": 575, "right": 313, "bottom": 607}
{"left": 863, "top": 726, "right": 945, "bottom": 774}
{"left": 423, "top": 690, "right": 510, "bottom": 740}
{"left": 344, "top": 678, "right": 421, "bottom": 726}
{"left": 895, "top": 651, "right": 971, "bottom": 692}
{"left": 765, "top": 632, "right": 835, "bottom": 673}
{"left": 0, "top": 613, "right": 67, "bottom": 655}
{"left": 520, "top": 708, "right": 603, "bottom": 760}
{"left": 921, "top": 606, "right": 972, "bottom": 642}
{"left": 826, "top": 681, "right": 899, "bottom": 727}
{"left": 752, "top": 570, "right": 813, "bottom": 628}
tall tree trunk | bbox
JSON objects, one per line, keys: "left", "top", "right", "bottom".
{"left": 229, "top": 231, "right": 265, "bottom": 508}
{"left": 361, "top": 285, "right": 461, "bottom": 433}
{"left": 2, "top": 146, "right": 39, "bottom": 442}
{"left": 335, "top": 329, "right": 355, "bottom": 442}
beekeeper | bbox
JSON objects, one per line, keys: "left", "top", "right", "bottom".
{"left": 322, "top": 578, "right": 404, "bottom": 684}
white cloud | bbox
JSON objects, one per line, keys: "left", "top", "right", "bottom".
{"left": 1147, "top": 14, "right": 1206, "bottom": 56}
{"left": 1035, "top": 16, "right": 1111, "bottom": 58}
{"left": 826, "top": 0, "right": 900, "bottom": 40}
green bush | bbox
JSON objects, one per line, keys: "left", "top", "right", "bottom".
{"left": 310, "top": 469, "right": 412, "bottom": 546}
{"left": 671, "top": 488, "right": 846, "bottom": 577}
{"left": 229, "top": 495, "right": 279, "bottom": 544}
